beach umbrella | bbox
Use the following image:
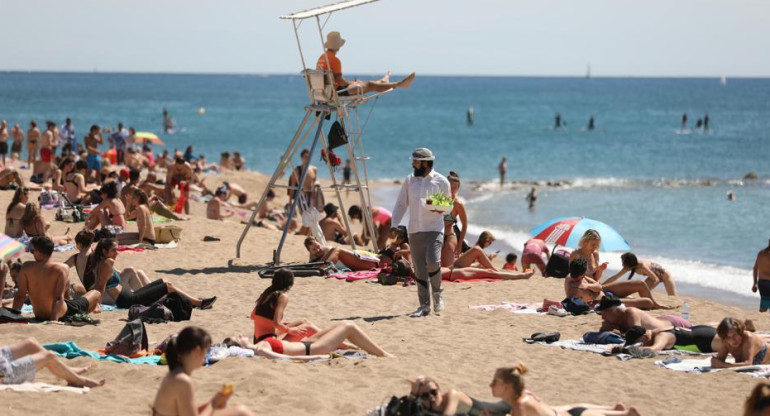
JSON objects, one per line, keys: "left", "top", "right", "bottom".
{"left": 0, "top": 234, "right": 25, "bottom": 261}
{"left": 133, "top": 132, "right": 165, "bottom": 146}
{"left": 529, "top": 216, "right": 631, "bottom": 251}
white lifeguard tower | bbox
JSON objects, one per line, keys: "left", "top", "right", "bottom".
{"left": 236, "top": 0, "right": 396, "bottom": 264}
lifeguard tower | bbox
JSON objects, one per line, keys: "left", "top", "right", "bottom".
{"left": 236, "top": 0, "right": 397, "bottom": 264}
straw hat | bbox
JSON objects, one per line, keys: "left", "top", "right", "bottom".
{"left": 324, "top": 31, "right": 346, "bottom": 50}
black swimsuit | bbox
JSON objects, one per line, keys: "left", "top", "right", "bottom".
{"left": 665, "top": 325, "right": 717, "bottom": 353}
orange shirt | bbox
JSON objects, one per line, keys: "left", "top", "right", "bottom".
{"left": 316, "top": 50, "right": 342, "bottom": 87}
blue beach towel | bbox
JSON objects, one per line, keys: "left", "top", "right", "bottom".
{"left": 43, "top": 342, "right": 161, "bottom": 365}
{"left": 21, "top": 304, "right": 118, "bottom": 314}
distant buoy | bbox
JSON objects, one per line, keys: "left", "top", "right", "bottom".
{"left": 198, "top": 107, "right": 206, "bottom": 115}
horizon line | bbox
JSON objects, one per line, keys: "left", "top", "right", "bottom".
{"left": 0, "top": 69, "right": 767, "bottom": 80}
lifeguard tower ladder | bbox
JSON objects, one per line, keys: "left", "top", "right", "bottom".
{"left": 236, "top": 0, "right": 393, "bottom": 264}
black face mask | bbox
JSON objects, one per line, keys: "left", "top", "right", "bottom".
{"left": 413, "top": 164, "right": 427, "bottom": 177}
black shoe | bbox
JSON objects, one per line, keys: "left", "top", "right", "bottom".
{"left": 199, "top": 296, "right": 217, "bottom": 310}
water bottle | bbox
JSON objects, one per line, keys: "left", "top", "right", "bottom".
{"left": 681, "top": 301, "right": 690, "bottom": 321}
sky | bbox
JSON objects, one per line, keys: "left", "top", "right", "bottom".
{"left": 1, "top": 0, "right": 769, "bottom": 77}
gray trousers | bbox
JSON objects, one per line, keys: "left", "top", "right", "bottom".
{"left": 409, "top": 231, "right": 444, "bottom": 308}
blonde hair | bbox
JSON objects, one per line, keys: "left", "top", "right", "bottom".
{"left": 745, "top": 381, "right": 770, "bottom": 416}
{"left": 578, "top": 229, "right": 601, "bottom": 249}
{"left": 494, "top": 364, "right": 528, "bottom": 396}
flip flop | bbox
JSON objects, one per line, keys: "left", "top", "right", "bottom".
{"left": 203, "top": 236, "right": 221, "bottom": 242}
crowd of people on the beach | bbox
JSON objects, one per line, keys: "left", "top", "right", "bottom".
{"left": 2, "top": 29, "right": 768, "bottom": 416}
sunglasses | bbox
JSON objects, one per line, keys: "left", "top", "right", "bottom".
{"left": 417, "top": 389, "right": 439, "bottom": 400}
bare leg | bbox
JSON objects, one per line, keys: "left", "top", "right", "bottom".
{"left": 661, "top": 272, "right": 677, "bottom": 296}
{"left": 309, "top": 321, "right": 391, "bottom": 357}
{"left": 603, "top": 281, "right": 668, "bottom": 309}
{"left": 453, "top": 246, "right": 496, "bottom": 270}
{"left": 10, "top": 338, "right": 104, "bottom": 388}
{"left": 441, "top": 234, "right": 458, "bottom": 267}
{"left": 81, "top": 290, "right": 102, "bottom": 313}
{"left": 151, "top": 200, "right": 186, "bottom": 221}
{"left": 444, "top": 267, "right": 533, "bottom": 281}
{"left": 119, "top": 267, "right": 150, "bottom": 290}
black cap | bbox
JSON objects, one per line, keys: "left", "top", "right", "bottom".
{"left": 595, "top": 295, "right": 622, "bottom": 312}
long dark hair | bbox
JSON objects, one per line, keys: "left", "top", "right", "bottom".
{"left": 84, "top": 238, "right": 117, "bottom": 290}
{"left": 256, "top": 268, "right": 294, "bottom": 311}
{"left": 165, "top": 326, "right": 211, "bottom": 371}
{"left": 621, "top": 252, "right": 639, "bottom": 280}
{"left": 6, "top": 187, "right": 27, "bottom": 216}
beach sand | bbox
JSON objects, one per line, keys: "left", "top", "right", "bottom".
{"left": 0, "top": 168, "right": 763, "bottom": 416}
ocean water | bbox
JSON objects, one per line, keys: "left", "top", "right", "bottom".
{"left": 1, "top": 72, "right": 768, "bottom": 306}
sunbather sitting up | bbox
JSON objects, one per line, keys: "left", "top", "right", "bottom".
{"left": 304, "top": 236, "right": 378, "bottom": 271}
{"left": 251, "top": 268, "right": 321, "bottom": 344}
{"left": 88, "top": 238, "right": 216, "bottom": 310}
{"left": 317, "top": 31, "right": 415, "bottom": 97}
{"left": 565, "top": 258, "right": 668, "bottom": 310}
{"left": 152, "top": 327, "right": 254, "bottom": 416}
{"left": 452, "top": 231, "right": 499, "bottom": 270}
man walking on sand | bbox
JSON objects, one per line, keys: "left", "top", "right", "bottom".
{"left": 753, "top": 238, "right": 770, "bottom": 313}
{"left": 392, "top": 148, "right": 450, "bottom": 317}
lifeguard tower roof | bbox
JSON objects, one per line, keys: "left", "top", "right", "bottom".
{"left": 280, "top": 0, "right": 380, "bottom": 20}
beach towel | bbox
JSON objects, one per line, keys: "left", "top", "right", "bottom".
{"left": 127, "top": 216, "right": 175, "bottom": 224}
{"left": 53, "top": 243, "right": 76, "bottom": 252}
{"left": 468, "top": 301, "right": 545, "bottom": 315}
{"left": 0, "top": 382, "right": 90, "bottom": 394}
{"left": 44, "top": 342, "right": 161, "bottom": 365}
{"left": 21, "top": 304, "right": 118, "bottom": 314}
{"left": 529, "top": 339, "right": 713, "bottom": 361}
{"left": 328, "top": 269, "right": 382, "bottom": 281}
{"left": 226, "top": 346, "right": 372, "bottom": 362}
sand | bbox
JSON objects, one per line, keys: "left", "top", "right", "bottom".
{"left": 0, "top": 167, "right": 762, "bottom": 416}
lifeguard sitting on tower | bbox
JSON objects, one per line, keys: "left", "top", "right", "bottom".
{"left": 317, "top": 31, "right": 415, "bottom": 97}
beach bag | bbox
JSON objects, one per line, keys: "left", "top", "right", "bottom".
{"left": 327, "top": 121, "right": 348, "bottom": 150}
{"left": 0, "top": 307, "right": 29, "bottom": 324}
{"left": 162, "top": 293, "right": 193, "bottom": 322}
{"left": 155, "top": 225, "right": 183, "bottom": 244}
{"left": 544, "top": 250, "right": 570, "bottom": 278}
{"left": 562, "top": 297, "right": 591, "bottom": 315}
{"left": 38, "top": 190, "right": 59, "bottom": 206}
{"left": 105, "top": 319, "right": 148, "bottom": 356}
{"left": 128, "top": 303, "right": 174, "bottom": 324}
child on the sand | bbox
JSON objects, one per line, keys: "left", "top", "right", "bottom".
{"left": 152, "top": 327, "right": 254, "bottom": 416}
{"left": 503, "top": 253, "right": 519, "bottom": 271}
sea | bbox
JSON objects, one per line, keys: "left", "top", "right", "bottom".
{"left": 1, "top": 72, "right": 768, "bottom": 309}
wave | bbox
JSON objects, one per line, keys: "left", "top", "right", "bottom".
{"left": 465, "top": 224, "right": 755, "bottom": 299}
{"left": 465, "top": 175, "right": 768, "bottom": 193}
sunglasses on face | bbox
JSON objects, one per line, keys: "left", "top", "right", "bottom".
{"left": 417, "top": 389, "right": 439, "bottom": 400}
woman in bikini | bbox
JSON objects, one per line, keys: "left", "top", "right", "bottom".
{"left": 51, "top": 158, "right": 75, "bottom": 193}
{"left": 452, "top": 231, "right": 498, "bottom": 270}
{"left": 85, "top": 181, "right": 126, "bottom": 230}
{"left": 65, "top": 230, "right": 152, "bottom": 297}
{"left": 712, "top": 317, "right": 770, "bottom": 369}
{"left": 64, "top": 160, "right": 96, "bottom": 205}
{"left": 379, "top": 225, "right": 411, "bottom": 266}
{"left": 151, "top": 327, "right": 254, "bottom": 416}
{"left": 441, "top": 266, "right": 533, "bottom": 281}
{"left": 603, "top": 253, "right": 677, "bottom": 296}
{"left": 230, "top": 318, "right": 392, "bottom": 360}
{"left": 21, "top": 202, "right": 72, "bottom": 245}
{"left": 408, "top": 375, "right": 511, "bottom": 416}
{"left": 5, "top": 187, "right": 29, "bottom": 238}
{"left": 119, "top": 188, "right": 156, "bottom": 246}
{"left": 89, "top": 238, "right": 216, "bottom": 309}
{"left": 570, "top": 229, "right": 608, "bottom": 281}
{"left": 488, "top": 364, "right": 641, "bottom": 416}
{"left": 441, "top": 171, "right": 468, "bottom": 267}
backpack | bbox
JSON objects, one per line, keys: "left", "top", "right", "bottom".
{"left": 128, "top": 303, "right": 174, "bottom": 324}
{"left": 544, "top": 250, "right": 570, "bottom": 278}
{"left": 561, "top": 296, "right": 591, "bottom": 315}
{"left": 382, "top": 396, "right": 440, "bottom": 416}
{"left": 162, "top": 292, "right": 193, "bottom": 322}
{"left": 105, "top": 319, "right": 148, "bottom": 356}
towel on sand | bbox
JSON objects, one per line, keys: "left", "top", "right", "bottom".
{"left": 226, "top": 346, "right": 372, "bottom": 362}
{"left": 469, "top": 302, "right": 545, "bottom": 315}
{"left": 654, "top": 357, "right": 770, "bottom": 377}
{"left": 21, "top": 304, "right": 118, "bottom": 314}
{"left": 44, "top": 342, "right": 161, "bottom": 365}
{"left": 0, "top": 382, "right": 89, "bottom": 394}
{"left": 328, "top": 269, "right": 381, "bottom": 281}
{"left": 530, "top": 339, "right": 713, "bottom": 361}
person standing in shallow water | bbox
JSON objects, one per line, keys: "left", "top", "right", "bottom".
{"left": 498, "top": 157, "right": 507, "bottom": 188}
{"left": 391, "top": 148, "right": 450, "bottom": 317}
{"left": 753, "top": 238, "right": 770, "bottom": 313}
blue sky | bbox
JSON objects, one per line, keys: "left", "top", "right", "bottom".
{"left": 1, "top": 0, "right": 768, "bottom": 77}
